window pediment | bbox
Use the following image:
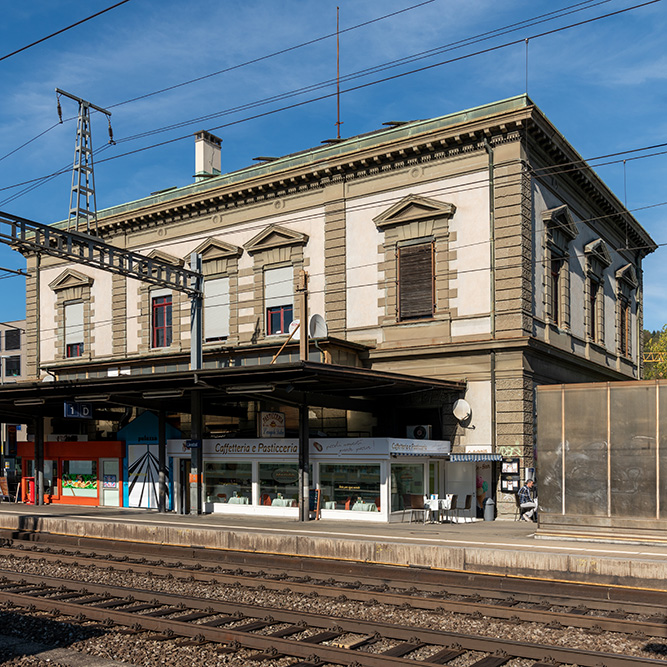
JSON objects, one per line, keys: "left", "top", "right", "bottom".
{"left": 584, "top": 238, "right": 612, "bottom": 269}
{"left": 49, "top": 269, "right": 94, "bottom": 292}
{"left": 374, "top": 194, "right": 456, "bottom": 230}
{"left": 616, "top": 263, "right": 638, "bottom": 289}
{"left": 244, "top": 224, "right": 308, "bottom": 255}
{"left": 147, "top": 249, "right": 183, "bottom": 267}
{"left": 542, "top": 205, "right": 578, "bottom": 241}
{"left": 192, "top": 238, "right": 243, "bottom": 261}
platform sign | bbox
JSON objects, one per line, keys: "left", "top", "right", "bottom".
{"left": 63, "top": 402, "right": 92, "bottom": 419}
{"left": 184, "top": 439, "right": 201, "bottom": 449}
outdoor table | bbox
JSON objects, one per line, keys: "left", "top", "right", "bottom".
{"left": 352, "top": 502, "right": 377, "bottom": 511}
{"left": 426, "top": 495, "right": 453, "bottom": 522}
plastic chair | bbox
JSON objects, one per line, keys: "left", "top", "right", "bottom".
{"left": 443, "top": 494, "right": 458, "bottom": 523}
{"left": 261, "top": 493, "right": 272, "bottom": 506}
{"left": 455, "top": 494, "right": 473, "bottom": 523}
{"left": 402, "top": 494, "right": 426, "bottom": 523}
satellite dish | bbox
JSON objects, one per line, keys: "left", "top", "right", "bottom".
{"left": 308, "top": 314, "right": 328, "bottom": 339}
{"left": 453, "top": 399, "right": 472, "bottom": 422}
{"left": 288, "top": 319, "right": 300, "bottom": 341}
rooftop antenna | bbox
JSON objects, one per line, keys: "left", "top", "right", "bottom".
{"left": 335, "top": 6, "right": 343, "bottom": 140}
{"left": 56, "top": 88, "right": 115, "bottom": 235}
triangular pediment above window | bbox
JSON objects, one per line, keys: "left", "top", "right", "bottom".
{"left": 49, "top": 269, "right": 94, "bottom": 292}
{"left": 373, "top": 194, "right": 456, "bottom": 230}
{"left": 192, "top": 238, "right": 243, "bottom": 262}
{"left": 584, "top": 238, "right": 612, "bottom": 267}
{"left": 616, "top": 263, "right": 638, "bottom": 289}
{"left": 541, "top": 205, "right": 578, "bottom": 240}
{"left": 147, "top": 249, "right": 184, "bottom": 267}
{"left": 244, "top": 224, "right": 308, "bottom": 255}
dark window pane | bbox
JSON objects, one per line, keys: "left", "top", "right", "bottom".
{"left": 4, "top": 330, "right": 20, "bottom": 350}
{"left": 5, "top": 355, "right": 20, "bottom": 376}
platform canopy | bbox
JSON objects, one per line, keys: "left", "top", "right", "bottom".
{"left": 0, "top": 361, "right": 465, "bottom": 422}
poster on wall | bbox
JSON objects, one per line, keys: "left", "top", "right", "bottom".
{"left": 259, "top": 412, "right": 286, "bottom": 438}
{"left": 127, "top": 444, "right": 160, "bottom": 508}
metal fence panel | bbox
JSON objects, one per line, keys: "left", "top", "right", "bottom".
{"left": 609, "top": 384, "right": 656, "bottom": 518}
{"left": 564, "top": 386, "right": 608, "bottom": 516}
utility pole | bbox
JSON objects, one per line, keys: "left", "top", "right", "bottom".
{"left": 56, "top": 88, "right": 114, "bottom": 235}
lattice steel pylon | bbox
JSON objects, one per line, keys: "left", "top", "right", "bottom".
{"left": 56, "top": 88, "right": 114, "bottom": 235}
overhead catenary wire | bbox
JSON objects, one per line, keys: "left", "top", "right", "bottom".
{"left": 0, "top": 0, "right": 632, "bottom": 171}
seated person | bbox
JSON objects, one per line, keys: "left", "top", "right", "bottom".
{"left": 518, "top": 479, "right": 538, "bottom": 522}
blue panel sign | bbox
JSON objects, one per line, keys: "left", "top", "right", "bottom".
{"left": 184, "top": 439, "right": 201, "bottom": 449}
{"left": 64, "top": 402, "right": 93, "bottom": 419}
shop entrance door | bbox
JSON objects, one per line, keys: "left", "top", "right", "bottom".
{"left": 100, "top": 459, "right": 120, "bottom": 507}
{"left": 178, "top": 459, "right": 191, "bottom": 514}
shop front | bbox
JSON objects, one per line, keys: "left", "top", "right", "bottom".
{"left": 17, "top": 441, "right": 124, "bottom": 507}
{"left": 168, "top": 436, "right": 451, "bottom": 522}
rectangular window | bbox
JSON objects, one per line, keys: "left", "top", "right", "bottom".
{"left": 259, "top": 462, "right": 300, "bottom": 506}
{"left": 204, "top": 461, "right": 252, "bottom": 504}
{"left": 588, "top": 277, "right": 599, "bottom": 342}
{"left": 4, "top": 355, "right": 20, "bottom": 377}
{"left": 152, "top": 294, "right": 172, "bottom": 348}
{"left": 398, "top": 241, "right": 434, "bottom": 320}
{"left": 204, "top": 277, "right": 230, "bottom": 342}
{"left": 619, "top": 296, "right": 630, "bottom": 356}
{"left": 64, "top": 302, "right": 84, "bottom": 358}
{"left": 265, "top": 266, "right": 293, "bottom": 335}
{"left": 4, "top": 329, "right": 20, "bottom": 350}
{"left": 61, "top": 460, "right": 98, "bottom": 498}
{"left": 319, "top": 463, "right": 381, "bottom": 510}
{"left": 549, "top": 255, "right": 563, "bottom": 325}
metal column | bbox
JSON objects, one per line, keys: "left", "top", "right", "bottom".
{"left": 298, "top": 401, "right": 310, "bottom": 522}
{"left": 158, "top": 409, "right": 167, "bottom": 513}
{"left": 34, "top": 417, "right": 44, "bottom": 506}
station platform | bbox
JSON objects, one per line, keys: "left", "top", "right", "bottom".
{"left": 0, "top": 504, "right": 665, "bottom": 591}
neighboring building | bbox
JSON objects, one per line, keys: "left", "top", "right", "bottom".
{"left": 19, "top": 95, "right": 656, "bottom": 517}
{"left": 0, "top": 319, "right": 27, "bottom": 479}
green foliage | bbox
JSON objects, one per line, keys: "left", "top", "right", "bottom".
{"left": 643, "top": 325, "right": 667, "bottom": 379}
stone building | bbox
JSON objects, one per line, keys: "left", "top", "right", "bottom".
{"left": 20, "top": 95, "right": 655, "bottom": 517}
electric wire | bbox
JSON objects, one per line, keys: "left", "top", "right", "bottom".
{"left": 90, "top": 0, "right": 664, "bottom": 167}
{"left": 110, "top": 0, "right": 613, "bottom": 145}
{"left": 0, "top": 0, "right": 132, "bottom": 63}
{"left": 0, "top": 0, "right": 658, "bottom": 198}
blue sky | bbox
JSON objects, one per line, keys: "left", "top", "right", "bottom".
{"left": 0, "top": 0, "right": 665, "bottom": 328}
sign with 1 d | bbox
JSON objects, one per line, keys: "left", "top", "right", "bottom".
{"left": 64, "top": 402, "right": 93, "bottom": 418}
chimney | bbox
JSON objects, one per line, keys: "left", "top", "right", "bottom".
{"left": 194, "top": 130, "right": 222, "bottom": 181}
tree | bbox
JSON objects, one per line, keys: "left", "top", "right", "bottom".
{"left": 643, "top": 325, "right": 667, "bottom": 379}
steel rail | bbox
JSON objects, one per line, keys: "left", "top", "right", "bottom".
{"left": 0, "top": 572, "right": 665, "bottom": 667}
{"left": 3, "top": 547, "right": 667, "bottom": 636}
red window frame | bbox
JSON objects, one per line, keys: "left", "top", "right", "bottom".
{"left": 66, "top": 342, "right": 83, "bottom": 358}
{"left": 152, "top": 295, "right": 173, "bottom": 348}
{"left": 267, "top": 304, "right": 293, "bottom": 335}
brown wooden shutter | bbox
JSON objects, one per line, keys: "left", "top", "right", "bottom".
{"left": 398, "top": 242, "right": 434, "bottom": 320}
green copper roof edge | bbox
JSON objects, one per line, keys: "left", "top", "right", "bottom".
{"left": 68, "top": 95, "right": 530, "bottom": 224}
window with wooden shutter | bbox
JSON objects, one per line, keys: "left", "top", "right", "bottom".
{"left": 398, "top": 241, "right": 434, "bottom": 320}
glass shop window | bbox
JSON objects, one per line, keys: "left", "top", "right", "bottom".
{"left": 390, "top": 462, "right": 425, "bottom": 512}
{"left": 61, "top": 460, "right": 98, "bottom": 497}
{"left": 319, "top": 463, "right": 381, "bottom": 511}
{"left": 25, "top": 460, "right": 57, "bottom": 495}
{"left": 259, "top": 462, "right": 300, "bottom": 507}
{"left": 204, "top": 461, "right": 252, "bottom": 504}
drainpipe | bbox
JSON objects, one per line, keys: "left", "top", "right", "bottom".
{"left": 483, "top": 138, "right": 497, "bottom": 454}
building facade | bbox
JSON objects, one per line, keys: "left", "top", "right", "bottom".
{"left": 21, "top": 96, "right": 655, "bottom": 517}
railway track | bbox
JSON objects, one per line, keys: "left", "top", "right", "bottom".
{"left": 1, "top": 570, "right": 665, "bottom": 667}
{"left": 2, "top": 542, "right": 666, "bottom": 640}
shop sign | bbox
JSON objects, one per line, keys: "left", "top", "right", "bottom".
{"left": 259, "top": 412, "right": 285, "bottom": 438}
{"left": 272, "top": 467, "right": 298, "bottom": 483}
{"left": 389, "top": 438, "right": 450, "bottom": 455}
{"left": 310, "top": 439, "right": 386, "bottom": 457}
